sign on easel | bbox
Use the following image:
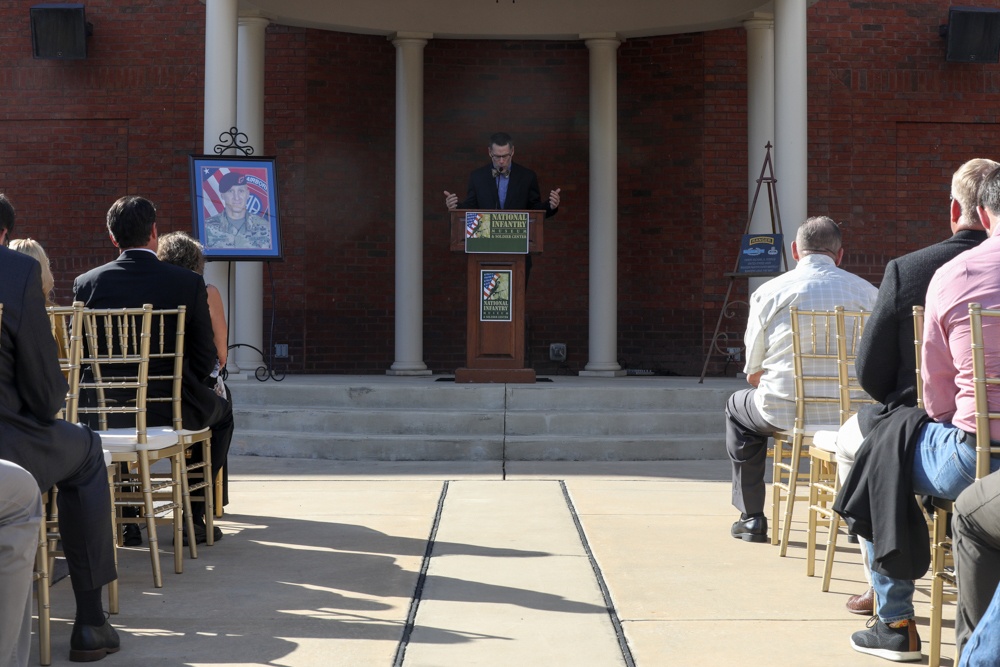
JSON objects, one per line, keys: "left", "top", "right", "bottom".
{"left": 737, "top": 234, "right": 783, "bottom": 274}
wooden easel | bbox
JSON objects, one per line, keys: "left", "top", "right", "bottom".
{"left": 699, "top": 143, "right": 786, "bottom": 383}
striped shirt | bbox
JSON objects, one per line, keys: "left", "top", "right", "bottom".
{"left": 744, "top": 253, "right": 878, "bottom": 429}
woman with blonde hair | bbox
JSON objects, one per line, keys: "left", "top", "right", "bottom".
{"left": 9, "top": 238, "right": 56, "bottom": 306}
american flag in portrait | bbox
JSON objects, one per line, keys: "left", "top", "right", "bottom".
{"left": 483, "top": 272, "right": 501, "bottom": 299}
{"left": 466, "top": 212, "right": 484, "bottom": 239}
{"left": 200, "top": 166, "right": 271, "bottom": 220}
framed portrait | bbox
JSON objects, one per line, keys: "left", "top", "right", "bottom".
{"left": 189, "top": 155, "right": 283, "bottom": 261}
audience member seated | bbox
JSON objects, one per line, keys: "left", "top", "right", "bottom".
{"left": 157, "top": 230, "right": 232, "bottom": 505}
{"left": 836, "top": 166, "right": 1000, "bottom": 662}
{"left": 9, "top": 238, "right": 58, "bottom": 307}
{"left": 0, "top": 194, "right": 120, "bottom": 662}
{"left": 73, "top": 196, "right": 232, "bottom": 545}
{"left": 725, "top": 216, "right": 877, "bottom": 543}
{"left": 953, "top": 470, "right": 1000, "bottom": 666}
{"left": 0, "top": 459, "right": 43, "bottom": 667}
{"left": 834, "top": 158, "right": 997, "bottom": 616}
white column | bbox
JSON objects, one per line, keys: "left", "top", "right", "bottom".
{"left": 580, "top": 35, "right": 624, "bottom": 377}
{"left": 231, "top": 15, "right": 269, "bottom": 375}
{"left": 387, "top": 33, "right": 432, "bottom": 376}
{"left": 744, "top": 15, "right": 776, "bottom": 291}
{"left": 774, "top": 0, "right": 809, "bottom": 262}
{"left": 202, "top": 0, "right": 238, "bottom": 365}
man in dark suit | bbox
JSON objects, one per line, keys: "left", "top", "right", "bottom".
{"left": 835, "top": 158, "right": 997, "bottom": 618}
{"left": 0, "top": 194, "right": 120, "bottom": 662}
{"left": 73, "top": 196, "right": 232, "bottom": 544}
{"left": 444, "top": 132, "right": 561, "bottom": 216}
{"left": 444, "top": 132, "right": 561, "bottom": 284}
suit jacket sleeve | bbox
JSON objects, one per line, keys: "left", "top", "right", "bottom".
{"left": 856, "top": 260, "right": 902, "bottom": 403}
{"left": 15, "top": 261, "right": 69, "bottom": 421}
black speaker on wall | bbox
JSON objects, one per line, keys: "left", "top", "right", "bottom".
{"left": 945, "top": 6, "right": 1000, "bottom": 63}
{"left": 30, "top": 3, "right": 89, "bottom": 60}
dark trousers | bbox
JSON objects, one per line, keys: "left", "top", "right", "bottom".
{"left": 0, "top": 421, "right": 116, "bottom": 593}
{"left": 725, "top": 388, "right": 780, "bottom": 516}
{"left": 953, "top": 471, "right": 1000, "bottom": 661}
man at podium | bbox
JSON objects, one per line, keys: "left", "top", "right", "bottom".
{"left": 444, "top": 132, "right": 561, "bottom": 216}
{"left": 444, "top": 132, "right": 561, "bottom": 283}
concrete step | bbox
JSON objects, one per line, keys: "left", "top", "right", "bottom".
{"left": 227, "top": 375, "right": 742, "bottom": 461}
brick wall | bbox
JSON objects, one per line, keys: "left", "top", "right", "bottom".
{"left": 3, "top": 1, "right": 999, "bottom": 376}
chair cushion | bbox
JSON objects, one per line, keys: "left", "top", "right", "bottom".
{"left": 812, "top": 430, "right": 840, "bottom": 452}
{"left": 97, "top": 427, "right": 179, "bottom": 452}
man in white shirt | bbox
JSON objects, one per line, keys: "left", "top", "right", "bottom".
{"left": 726, "top": 216, "right": 878, "bottom": 542}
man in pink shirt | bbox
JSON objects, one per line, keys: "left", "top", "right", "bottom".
{"left": 850, "top": 166, "right": 1000, "bottom": 662}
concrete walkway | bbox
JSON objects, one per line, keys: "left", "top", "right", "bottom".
{"left": 32, "top": 457, "right": 949, "bottom": 666}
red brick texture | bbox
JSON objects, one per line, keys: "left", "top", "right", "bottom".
{"left": 2, "top": 1, "right": 998, "bottom": 376}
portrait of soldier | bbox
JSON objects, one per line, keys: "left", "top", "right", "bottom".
{"left": 204, "top": 171, "right": 272, "bottom": 250}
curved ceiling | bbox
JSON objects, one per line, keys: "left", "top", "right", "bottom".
{"left": 238, "top": 0, "right": 776, "bottom": 40}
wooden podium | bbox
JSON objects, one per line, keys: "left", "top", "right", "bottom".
{"left": 450, "top": 209, "right": 544, "bottom": 383}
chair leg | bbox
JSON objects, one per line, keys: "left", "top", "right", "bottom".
{"left": 171, "top": 455, "right": 185, "bottom": 574}
{"left": 779, "top": 436, "right": 803, "bottom": 557}
{"left": 203, "top": 444, "right": 214, "bottom": 546}
{"left": 35, "top": 501, "right": 51, "bottom": 667}
{"left": 821, "top": 512, "right": 840, "bottom": 593}
{"left": 179, "top": 453, "right": 198, "bottom": 560}
{"left": 137, "top": 452, "right": 164, "bottom": 588}
{"left": 806, "top": 460, "right": 820, "bottom": 577}
{"left": 214, "top": 465, "right": 224, "bottom": 519}
{"left": 771, "top": 439, "right": 785, "bottom": 547}
{"left": 106, "top": 465, "right": 119, "bottom": 615}
{"left": 929, "top": 507, "right": 949, "bottom": 667}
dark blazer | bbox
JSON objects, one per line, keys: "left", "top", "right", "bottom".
{"left": 0, "top": 248, "right": 74, "bottom": 489}
{"left": 834, "top": 406, "right": 932, "bottom": 580}
{"left": 73, "top": 248, "right": 220, "bottom": 430}
{"left": 461, "top": 162, "right": 558, "bottom": 218}
{"left": 0, "top": 247, "right": 116, "bottom": 591}
{"left": 855, "top": 229, "right": 988, "bottom": 434}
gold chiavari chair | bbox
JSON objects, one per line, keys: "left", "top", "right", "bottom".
{"left": 806, "top": 307, "right": 875, "bottom": 587}
{"left": 77, "top": 305, "right": 196, "bottom": 588}
{"left": 928, "top": 303, "right": 1000, "bottom": 667}
{"left": 772, "top": 307, "right": 846, "bottom": 555}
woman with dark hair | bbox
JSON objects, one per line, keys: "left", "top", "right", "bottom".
{"left": 156, "top": 231, "right": 228, "bottom": 375}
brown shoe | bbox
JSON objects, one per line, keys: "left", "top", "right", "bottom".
{"left": 846, "top": 587, "right": 874, "bottom": 615}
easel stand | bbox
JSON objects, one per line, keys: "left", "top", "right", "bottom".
{"left": 699, "top": 143, "right": 786, "bottom": 383}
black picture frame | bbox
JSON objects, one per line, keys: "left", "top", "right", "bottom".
{"left": 189, "top": 155, "right": 283, "bottom": 261}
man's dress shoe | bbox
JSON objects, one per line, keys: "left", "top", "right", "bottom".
{"left": 70, "top": 618, "right": 120, "bottom": 662}
{"left": 731, "top": 514, "right": 768, "bottom": 543}
{"left": 846, "top": 587, "right": 875, "bottom": 615}
{"left": 122, "top": 524, "right": 142, "bottom": 547}
{"left": 175, "top": 523, "right": 223, "bottom": 547}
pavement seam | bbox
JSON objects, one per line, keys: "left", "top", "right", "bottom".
{"left": 392, "top": 479, "right": 449, "bottom": 667}
{"left": 560, "top": 480, "right": 637, "bottom": 667}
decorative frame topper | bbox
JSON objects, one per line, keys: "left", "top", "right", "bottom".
{"left": 189, "top": 155, "right": 283, "bottom": 261}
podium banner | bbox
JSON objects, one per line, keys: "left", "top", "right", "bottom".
{"left": 480, "top": 270, "right": 513, "bottom": 321}
{"left": 465, "top": 211, "right": 530, "bottom": 254}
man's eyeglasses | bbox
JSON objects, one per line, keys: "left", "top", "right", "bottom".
{"left": 490, "top": 152, "right": 513, "bottom": 161}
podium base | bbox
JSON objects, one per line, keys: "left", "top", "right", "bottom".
{"left": 455, "top": 368, "right": 536, "bottom": 384}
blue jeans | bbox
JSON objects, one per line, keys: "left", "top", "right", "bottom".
{"left": 870, "top": 422, "right": 1000, "bottom": 622}
{"left": 959, "top": 581, "right": 1000, "bottom": 667}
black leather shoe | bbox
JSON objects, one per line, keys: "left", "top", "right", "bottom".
{"left": 70, "top": 618, "right": 120, "bottom": 662}
{"left": 731, "top": 513, "right": 768, "bottom": 543}
{"left": 176, "top": 523, "right": 223, "bottom": 546}
{"left": 122, "top": 524, "right": 142, "bottom": 547}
